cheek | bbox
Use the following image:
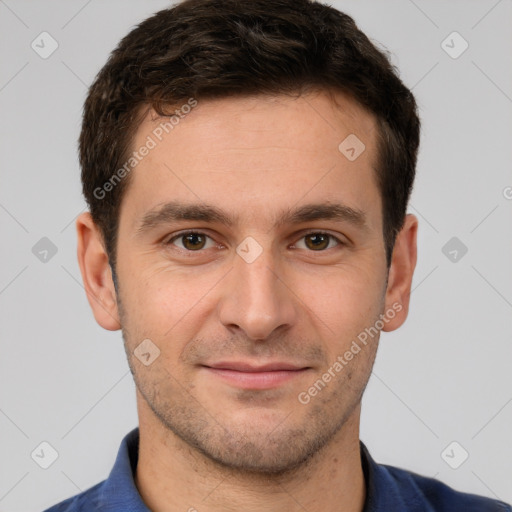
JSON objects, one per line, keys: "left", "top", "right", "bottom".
{"left": 301, "top": 262, "right": 383, "bottom": 329}
{"left": 120, "top": 262, "right": 221, "bottom": 342}
{"left": 298, "top": 269, "right": 385, "bottom": 374}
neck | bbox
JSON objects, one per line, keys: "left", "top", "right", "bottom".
{"left": 134, "top": 402, "right": 366, "bottom": 512}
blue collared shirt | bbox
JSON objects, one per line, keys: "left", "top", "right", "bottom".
{"left": 43, "top": 427, "right": 510, "bottom": 511}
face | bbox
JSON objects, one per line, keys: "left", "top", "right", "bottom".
{"left": 80, "top": 90, "right": 415, "bottom": 475}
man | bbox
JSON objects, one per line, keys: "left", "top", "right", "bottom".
{"left": 44, "top": 0, "right": 510, "bottom": 510}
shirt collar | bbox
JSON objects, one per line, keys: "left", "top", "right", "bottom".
{"left": 360, "top": 440, "right": 430, "bottom": 512}
{"left": 97, "top": 427, "right": 150, "bottom": 511}
{"left": 97, "top": 427, "right": 425, "bottom": 512}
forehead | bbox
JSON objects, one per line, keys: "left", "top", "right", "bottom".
{"left": 120, "top": 91, "right": 381, "bottom": 232}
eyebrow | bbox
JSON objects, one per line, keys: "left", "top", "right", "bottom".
{"left": 135, "top": 200, "right": 368, "bottom": 236}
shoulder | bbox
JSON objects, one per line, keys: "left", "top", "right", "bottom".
{"left": 41, "top": 427, "right": 143, "bottom": 511}
{"left": 41, "top": 481, "right": 104, "bottom": 512}
{"left": 361, "top": 442, "right": 511, "bottom": 511}
{"left": 384, "top": 463, "right": 511, "bottom": 512}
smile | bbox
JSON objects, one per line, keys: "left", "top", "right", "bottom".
{"left": 201, "top": 365, "right": 311, "bottom": 390}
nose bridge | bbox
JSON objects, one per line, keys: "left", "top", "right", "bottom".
{"left": 218, "top": 237, "right": 296, "bottom": 340}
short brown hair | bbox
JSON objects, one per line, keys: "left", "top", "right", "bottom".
{"left": 79, "top": 0, "right": 420, "bottom": 277}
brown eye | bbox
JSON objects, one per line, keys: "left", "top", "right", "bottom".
{"left": 168, "top": 232, "right": 214, "bottom": 251}
{"left": 182, "top": 233, "right": 206, "bottom": 250}
{"left": 296, "top": 232, "right": 341, "bottom": 251}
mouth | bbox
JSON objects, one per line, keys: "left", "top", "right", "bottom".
{"left": 200, "top": 361, "right": 312, "bottom": 390}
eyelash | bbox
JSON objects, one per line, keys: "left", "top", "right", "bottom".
{"left": 164, "top": 230, "right": 344, "bottom": 252}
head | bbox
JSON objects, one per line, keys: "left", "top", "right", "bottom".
{"left": 77, "top": 0, "right": 419, "bottom": 476}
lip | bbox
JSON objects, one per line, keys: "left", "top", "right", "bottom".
{"left": 204, "top": 361, "right": 308, "bottom": 372}
{"left": 201, "top": 361, "right": 311, "bottom": 390}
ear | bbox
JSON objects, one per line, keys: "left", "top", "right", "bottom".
{"left": 76, "top": 212, "right": 121, "bottom": 331}
{"left": 382, "top": 213, "right": 418, "bottom": 332}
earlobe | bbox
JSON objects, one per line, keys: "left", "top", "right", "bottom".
{"left": 382, "top": 213, "right": 418, "bottom": 332}
{"left": 76, "top": 212, "right": 121, "bottom": 331}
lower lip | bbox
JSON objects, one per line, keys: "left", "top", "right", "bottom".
{"left": 203, "top": 367, "right": 310, "bottom": 389}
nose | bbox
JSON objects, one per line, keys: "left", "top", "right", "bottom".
{"left": 217, "top": 241, "right": 297, "bottom": 341}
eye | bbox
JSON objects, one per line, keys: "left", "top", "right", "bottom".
{"left": 293, "top": 232, "right": 342, "bottom": 251}
{"left": 166, "top": 231, "right": 216, "bottom": 251}
{"left": 164, "top": 230, "right": 344, "bottom": 253}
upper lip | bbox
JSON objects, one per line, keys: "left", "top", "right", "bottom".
{"left": 203, "top": 361, "right": 309, "bottom": 372}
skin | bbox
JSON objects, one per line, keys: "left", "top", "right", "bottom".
{"left": 76, "top": 90, "right": 417, "bottom": 512}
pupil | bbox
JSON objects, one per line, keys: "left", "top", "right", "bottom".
{"left": 185, "top": 233, "right": 203, "bottom": 249}
{"left": 309, "top": 234, "right": 327, "bottom": 249}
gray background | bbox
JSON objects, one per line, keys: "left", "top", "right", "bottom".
{"left": 1, "top": 0, "right": 511, "bottom": 510}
